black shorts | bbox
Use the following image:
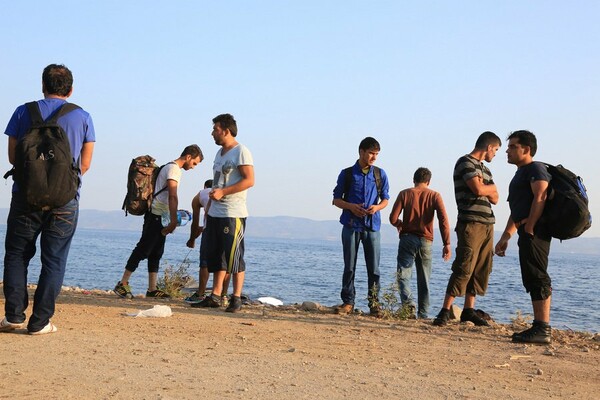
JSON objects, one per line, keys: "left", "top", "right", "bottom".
{"left": 517, "top": 225, "right": 552, "bottom": 301}
{"left": 203, "top": 215, "right": 246, "bottom": 274}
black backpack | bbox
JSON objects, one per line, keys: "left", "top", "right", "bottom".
{"left": 541, "top": 163, "right": 592, "bottom": 240}
{"left": 122, "top": 156, "right": 171, "bottom": 216}
{"left": 5, "top": 102, "right": 80, "bottom": 210}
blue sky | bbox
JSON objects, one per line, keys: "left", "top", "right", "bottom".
{"left": 1, "top": 1, "right": 599, "bottom": 237}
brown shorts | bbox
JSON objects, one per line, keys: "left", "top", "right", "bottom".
{"left": 446, "top": 221, "right": 494, "bottom": 297}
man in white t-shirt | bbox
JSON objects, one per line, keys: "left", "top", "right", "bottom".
{"left": 194, "top": 113, "right": 254, "bottom": 312}
{"left": 114, "top": 145, "right": 203, "bottom": 299}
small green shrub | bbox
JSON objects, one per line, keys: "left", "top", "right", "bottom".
{"left": 370, "top": 272, "right": 416, "bottom": 320}
{"left": 157, "top": 256, "right": 193, "bottom": 298}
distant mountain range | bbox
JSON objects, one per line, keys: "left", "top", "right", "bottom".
{"left": 0, "top": 209, "right": 598, "bottom": 255}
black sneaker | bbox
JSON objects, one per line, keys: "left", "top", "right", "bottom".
{"left": 512, "top": 322, "right": 552, "bottom": 344}
{"left": 460, "top": 308, "right": 490, "bottom": 327}
{"left": 225, "top": 296, "right": 242, "bottom": 313}
{"left": 433, "top": 308, "right": 450, "bottom": 326}
{"left": 114, "top": 281, "right": 133, "bottom": 299}
{"left": 146, "top": 289, "right": 171, "bottom": 298}
{"left": 191, "top": 294, "right": 221, "bottom": 308}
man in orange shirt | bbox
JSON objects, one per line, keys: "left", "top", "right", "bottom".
{"left": 389, "top": 167, "right": 451, "bottom": 319}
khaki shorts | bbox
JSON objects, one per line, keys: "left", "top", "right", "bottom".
{"left": 446, "top": 221, "right": 494, "bottom": 297}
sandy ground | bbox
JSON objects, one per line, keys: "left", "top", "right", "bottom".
{"left": 1, "top": 287, "right": 599, "bottom": 400}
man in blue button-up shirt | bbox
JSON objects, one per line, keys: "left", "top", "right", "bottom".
{"left": 333, "top": 137, "right": 390, "bottom": 317}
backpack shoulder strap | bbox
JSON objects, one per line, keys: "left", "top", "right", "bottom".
{"left": 25, "top": 102, "right": 44, "bottom": 125}
{"left": 153, "top": 161, "right": 177, "bottom": 197}
{"left": 373, "top": 166, "right": 382, "bottom": 194}
{"left": 342, "top": 166, "right": 353, "bottom": 200}
{"left": 25, "top": 102, "right": 81, "bottom": 125}
{"left": 48, "top": 103, "right": 81, "bottom": 123}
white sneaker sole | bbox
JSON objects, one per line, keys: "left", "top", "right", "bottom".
{"left": 28, "top": 322, "right": 58, "bottom": 335}
{"left": 0, "top": 318, "right": 25, "bottom": 332}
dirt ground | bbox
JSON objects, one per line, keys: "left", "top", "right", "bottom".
{"left": 1, "top": 287, "right": 599, "bottom": 400}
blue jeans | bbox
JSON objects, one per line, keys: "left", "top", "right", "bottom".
{"left": 340, "top": 226, "right": 381, "bottom": 307}
{"left": 396, "top": 233, "right": 432, "bottom": 319}
{"left": 3, "top": 195, "right": 79, "bottom": 332}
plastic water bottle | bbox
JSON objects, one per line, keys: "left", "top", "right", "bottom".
{"left": 161, "top": 210, "right": 192, "bottom": 227}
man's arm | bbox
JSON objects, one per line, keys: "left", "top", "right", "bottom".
{"left": 333, "top": 197, "right": 370, "bottom": 217}
{"left": 80, "top": 142, "right": 94, "bottom": 175}
{"left": 186, "top": 193, "right": 201, "bottom": 248}
{"left": 388, "top": 193, "right": 404, "bottom": 233}
{"left": 161, "top": 179, "right": 179, "bottom": 235}
{"left": 523, "top": 180, "right": 549, "bottom": 236}
{"left": 367, "top": 171, "right": 390, "bottom": 214}
{"left": 366, "top": 198, "right": 388, "bottom": 214}
{"left": 465, "top": 176, "right": 499, "bottom": 204}
{"left": 8, "top": 137, "right": 17, "bottom": 165}
{"left": 210, "top": 165, "right": 254, "bottom": 201}
{"left": 435, "top": 194, "right": 452, "bottom": 261}
{"left": 495, "top": 216, "right": 517, "bottom": 257}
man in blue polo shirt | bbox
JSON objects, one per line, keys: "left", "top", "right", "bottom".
{"left": 1, "top": 64, "right": 96, "bottom": 335}
{"left": 332, "top": 137, "right": 390, "bottom": 317}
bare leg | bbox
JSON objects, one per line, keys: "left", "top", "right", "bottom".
{"left": 232, "top": 271, "right": 245, "bottom": 297}
{"left": 464, "top": 293, "right": 476, "bottom": 309}
{"left": 119, "top": 270, "right": 133, "bottom": 285}
{"left": 198, "top": 267, "right": 209, "bottom": 295}
{"left": 223, "top": 273, "right": 232, "bottom": 296}
{"left": 441, "top": 293, "right": 455, "bottom": 310}
{"left": 211, "top": 270, "right": 226, "bottom": 296}
{"left": 532, "top": 297, "right": 551, "bottom": 323}
{"left": 148, "top": 272, "right": 158, "bottom": 292}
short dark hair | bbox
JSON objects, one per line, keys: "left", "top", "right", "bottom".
{"left": 507, "top": 130, "right": 538, "bottom": 156}
{"left": 181, "top": 144, "right": 203, "bottom": 160}
{"left": 204, "top": 179, "right": 213, "bottom": 188}
{"left": 413, "top": 167, "right": 432, "bottom": 184}
{"left": 212, "top": 113, "right": 238, "bottom": 137}
{"left": 42, "top": 64, "right": 73, "bottom": 97}
{"left": 475, "top": 131, "right": 501, "bottom": 150}
{"left": 359, "top": 137, "right": 380, "bottom": 152}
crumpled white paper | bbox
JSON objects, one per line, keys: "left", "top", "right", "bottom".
{"left": 126, "top": 305, "right": 172, "bottom": 318}
{"left": 257, "top": 297, "right": 283, "bottom": 306}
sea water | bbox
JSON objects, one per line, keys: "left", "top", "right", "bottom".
{"left": 1, "top": 226, "right": 598, "bottom": 332}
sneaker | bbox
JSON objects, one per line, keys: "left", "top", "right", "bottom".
{"left": 114, "top": 281, "right": 133, "bottom": 299}
{"left": 336, "top": 303, "right": 354, "bottom": 315}
{"left": 225, "top": 296, "right": 242, "bottom": 313}
{"left": 28, "top": 322, "right": 58, "bottom": 335}
{"left": 460, "top": 308, "right": 490, "bottom": 327}
{"left": 146, "top": 289, "right": 171, "bottom": 298}
{"left": 369, "top": 305, "right": 383, "bottom": 318}
{"left": 433, "top": 308, "right": 450, "bottom": 326}
{"left": 512, "top": 322, "right": 552, "bottom": 344}
{"left": 191, "top": 294, "right": 221, "bottom": 308}
{"left": 0, "top": 317, "right": 24, "bottom": 332}
{"left": 184, "top": 292, "right": 204, "bottom": 304}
